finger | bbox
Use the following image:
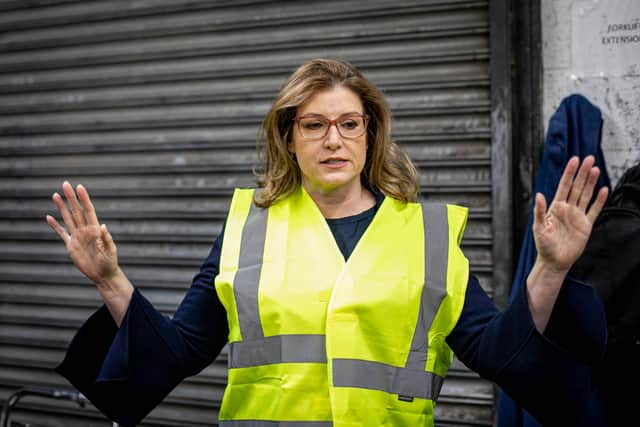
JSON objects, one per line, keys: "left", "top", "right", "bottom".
{"left": 577, "top": 166, "right": 600, "bottom": 210}
{"left": 552, "top": 156, "right": 580, "bottom": 203}
{"left": 77, "top": 184, "right": 99, "bottom": 226}
{"left": 533, "top": 192, "right": 547, "bottom": 229}
{"left": 46, "top": 214, "right": 70, "bottom": 243}
{"left": 101, "top": 224, "right": 116, "bottom": 253}
{"left": 52, "top": 191, "right": 76, "bottom": 232}
{"left": 567, "top": 156, "right": 595, "bottom": 205}
{"left": 62, "top": 181, "right": 86, "bottom": 227}
{"left": 586, "top": 186, "right": 609, "bottom": 224}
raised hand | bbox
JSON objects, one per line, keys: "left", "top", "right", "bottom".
{"left": 47, "top": 181, "right": 118, "bottom": 285}
{"left": 532, "top": 155, "right": 609, "bottom": 273}
{"left": 526, "top": 156, "right": 608, "bottom": 332}
{"left": 47, "top": 181, "right": 132, "bottom": 325}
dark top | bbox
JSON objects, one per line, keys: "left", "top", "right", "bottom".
{"left": 56, "top": 194, "right": 607, "bottom": 427}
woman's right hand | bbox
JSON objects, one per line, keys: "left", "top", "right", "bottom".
{"left": 47, "top": 181, "right": 133, "bottom": 325}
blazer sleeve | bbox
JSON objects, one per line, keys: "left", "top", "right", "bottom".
{"left": 448, "top": 274, "right": 606, "bottom": 426}
{"left": 55, "top": 232, "right": 228, "bottom": 427}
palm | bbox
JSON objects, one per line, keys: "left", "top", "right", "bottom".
{"left": 66, "top": 223, "right": 117, "bottom": 283}
{"left": 532, "top": 156, "right": 608, "bottom": 273}
{"left": 47, "top": 182, "right": 118, "bottom": 285}
{"left": 534, "top": 201, "right": 592, "bottom": 271}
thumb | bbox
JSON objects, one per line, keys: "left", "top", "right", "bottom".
{"left": 533, "top": 193, "right": 547, "bottom": 229}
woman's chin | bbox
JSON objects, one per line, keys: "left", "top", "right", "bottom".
{"left": 303, "top": 176, "right": 362, "bottom": 195}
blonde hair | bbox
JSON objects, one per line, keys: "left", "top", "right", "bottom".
{"left": 254, "top": 58, "right": 418, "bottom": 207}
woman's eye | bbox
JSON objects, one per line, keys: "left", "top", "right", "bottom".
{"left": 340, "top": 120, "right": 358, "bottom": 129}
{"left": 302, "top": 121, "right": 324, "bottom": 130}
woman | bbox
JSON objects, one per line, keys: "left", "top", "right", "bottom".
{"left": 48, "top": 59, "right": 609, "bottom": 426}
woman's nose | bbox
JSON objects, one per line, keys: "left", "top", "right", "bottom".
{"left": 324, "top": 124, "right": 342, "bottom": 149}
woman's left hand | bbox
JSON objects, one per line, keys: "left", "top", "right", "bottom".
{"left": 532, "top": 155, "right": 609, "bottom": 274}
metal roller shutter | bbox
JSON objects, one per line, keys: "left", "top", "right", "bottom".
{"left": 0, "top": 1, "right": 495, "bottom": 425}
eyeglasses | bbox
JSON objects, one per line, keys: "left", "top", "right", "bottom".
{"left": 293, "top": 113, "right": 369, "bottom": 140}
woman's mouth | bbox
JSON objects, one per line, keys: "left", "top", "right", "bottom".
{"left": 320, "top": 158, "right": 348, "bottom": 168}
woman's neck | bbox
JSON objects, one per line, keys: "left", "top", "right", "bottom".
{"left": 303, "top": 182, "right": 376, "bottom": 219}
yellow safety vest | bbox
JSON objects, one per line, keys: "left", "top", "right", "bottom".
{"left": 214, "top": 185, "right": 469, "bottom": 426}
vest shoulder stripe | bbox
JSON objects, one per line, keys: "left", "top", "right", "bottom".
{"left": 234, "top": 199, "right": 269, "bottom": 340}
{"left": 405, "top": 202, "right": 448, "bottom": 370}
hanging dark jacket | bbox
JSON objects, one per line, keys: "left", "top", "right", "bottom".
{"left": 497, "top": 93, "right": 611, "bottom": 427}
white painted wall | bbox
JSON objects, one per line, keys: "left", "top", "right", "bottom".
{"left": 541, "top": 0, "right": 640, "bottom": 186}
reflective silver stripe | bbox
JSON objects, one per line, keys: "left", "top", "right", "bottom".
{"left": 332, "top": 203, "right": 449, "bottom": 401}
{"left": 231, "top": 193, "right": 327, "bottom": 369}
{"left": 229, "top": 334, "right": 327, "bottom": 368}
{"left": 405, "top": 202, "right": 449, "bottom": 372}
{"left": 220, "top": 421, "right": 332, "bottom": 426}
{"left": 332, "top": 358, "right": 444, "bottom": 400}
{"left": 234, "top": 199, "right": 269, "bottom": 340}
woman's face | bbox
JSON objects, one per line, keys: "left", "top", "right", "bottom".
{"left": 289, "top": 86, "right": 368, "bottom": 196}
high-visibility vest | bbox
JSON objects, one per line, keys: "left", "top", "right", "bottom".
{"left": 214, "top": 185, "right": 469, "bottom": 426}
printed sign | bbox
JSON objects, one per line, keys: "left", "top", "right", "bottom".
{"left": 573, "top": 0, "right": 640, "bottom": 76}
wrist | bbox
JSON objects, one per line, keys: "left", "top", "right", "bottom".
{"left": 95, "top": 267, "right": 133, "bottom": 327}
{"left": 96, "top": 267, "right": 133, "bottom": 302}
{"left": 526, "top": 257, "right": 568, "bottom": 333}
{"left": 531, "top": 257, "right": 569, "bottom": 279}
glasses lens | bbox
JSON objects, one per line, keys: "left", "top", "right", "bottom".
{"left": 299, "top": 116, "right": 328, "bottom": 139}
{"left": 338, "top": 115, "right": 366, "bottom": 138}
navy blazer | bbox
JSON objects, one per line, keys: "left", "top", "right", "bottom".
{"left": 497, "top": 94, "right": 611, "bottom": 427}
